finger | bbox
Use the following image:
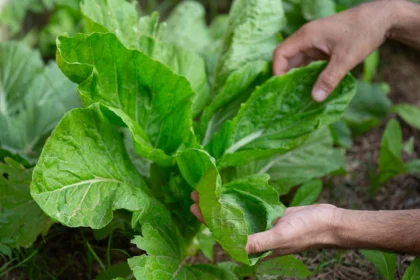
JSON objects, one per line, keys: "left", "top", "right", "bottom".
{"left": 190, "top": 203, "right": 205, "bottom": 223}
{"left": 273, "top": 33, "right": 309, "bottom": 75}
{"left": 312, "top": 55, "right": 351, "bottom": 102}
{"left": 287, "top": 53, "right": 306, "bottom": 69}
{"left": 245, "top": 229, "right": 278, "bottom": 255}
{"left": 191, "top": 190, "right": 199, "bottom": 203}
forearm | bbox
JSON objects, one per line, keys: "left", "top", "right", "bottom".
{"left": 387, "top": 1, "right": 420, "bottom": 50}
{"left": 330, "top": 209, "right": 420, "bottom": 254}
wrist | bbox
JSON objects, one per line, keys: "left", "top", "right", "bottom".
{"left": 386, "top": 0, "right": 419, "bottom": 40}
{"left": 307, "top": 207, "right": 348, "bottom": 250}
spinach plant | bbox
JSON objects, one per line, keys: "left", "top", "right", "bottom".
{"left": 0, "top": 41, "right": 79, "bottom": 250}
{"left": 29, "top": 0, "right": 356, "bottom": 278}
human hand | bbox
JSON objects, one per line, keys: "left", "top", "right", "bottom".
{"left": 190, "top": 190, "right": 341, "bottom": 255}
{"left": 273, "top": 0, "right": 400, "bottom": 102}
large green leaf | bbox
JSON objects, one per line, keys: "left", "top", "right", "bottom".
{"left": 177, "top": 149, "right": 285, "bottom": 265}
{"left": 128, "top": 198, "right": 237, "bottom": 280}
{"left": 255, "top": 255, "right": 312, "bottom": 279}
{"left": 199, "top": 60, "right": 271, "bottom": 144}
{"left": 0, "top": 42, "right": 79, "bottom": 161}
{"left": 207, "top": 62, "right": 355, "bottom": 168}
{"left": 406, "top": 159, "right": 420, "bottom": 174}
{"left": 0, "top": 0, "right": 80, "bottom": 34}
{"left": 361, "top": 250, "right": 396, "bottom": 280}
{"left": 343, "top": 81, "right": 391, "bottom": 135}
{"left": 393, "top": 104, "right": 420, "bottom": 130}
{"left": 290, "top": 179, "right": 323, "bottom": 207}
{"left": 81, "top": 0, "right": 210, "bottom": 116}
{"left": 403, "top": 258, "right": 420, "bottom": 280}
{"left": 236, "top": 128, "right": 345, "bottom": 195}
{"left": 57, "top": 33, "right": 193, "bottom": 156}
{"left": 160, "top": 1, "right": 210, "bottom": 54}
{"left": 330, "top": 119, "right": 353, "bottom": 149}
{"left": 301, "top": 0, "right": 336, "bottom": 20}
{"left": 363, "top": 50, "right": 379, "bottom": 83}
{"left": 30, "top": 105, "right": 152, "bottom": 228}
{"left": 212, "top": 0, "right": 285, "bottom": 94}
{"left": 377, "top": 119, "right": 405, "bottom": 188}
{"left": 0, "top": 158, "right": 53, "bottom": 247}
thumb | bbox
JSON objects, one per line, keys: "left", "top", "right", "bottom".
{"left": 245, "top": 229, "right": 278, "bottom": 255}
{"left": 312, "top": 56, "right": 349, "bottom": 102}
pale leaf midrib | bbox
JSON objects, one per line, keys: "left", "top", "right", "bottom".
{"left": 40, "top": 177, "right": 123, "bottom": 194}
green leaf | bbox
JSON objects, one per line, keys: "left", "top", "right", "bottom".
{"left": 95, "top": 262, "right": 132, "bottom": 280}
{"left": 128, "top": 199, "right": 236, "bottom": 280}
{"left": 101, "top": 106, "right": 174, "bottom": 167}
{"left": 330, "top": 119, "right": 353, "bottom": 149}
{"left": 377, "top": 119, "right": 405, "bottom": 187}
{"left": 0, "top": 0, "right": 80, "bottom": 34}
{"left": 405, "top": 160, "right": 420, "bottom": 174}
{"left": 138, "top": 37, "right": 210, "bottom": 116}
{"left": 160, "top": 1, "right": 210, "bottom": 54}
{"left": 363, "top": 50, "right": 379, "bottom": 82}
{"left": 81, "top": 0, "right": 210, "bottom": 116}
{"left": 282, "top": 0, "right": 307, "bottom": 36}
{"left": 81, "top": 0, "right": 154, "bottom": 48}
{"left": 301, "top": 0, "right": 336, "bottom": 20}
{"left": 0, "top": 243, "right": 12, "bottom": 258}
{"left": 123, "top": 129, "right": 151, "bottom": 178}
{"left": 344, "top": 81, "right": 391, "bottom": 135}
{"left": 403, "top": 137, "right": 415, "bottom": 155}
{"left": 403, "top": 258, "right": 420, "bottom": 280}
{"left": 57, "top": 32, "right": 193, "bottom": 156}
{"left": 30, "top": 105, "right": 152, "bottom": 229}
{"left": 199, "top": 60, "right": 271, "bottom": 144}
{"left": 196, "top": 227, "right": 215, "bottom": 262}
{"left": 212, "top": 0, "right": 285, "bottom": 93}
{"left": 255, "top": 255, "right": 312, "bottom": 279}
{"left": 393, "top": 104, "right": 420, "bottom": 130}
{"left": 177, "top": 149, "right": 285, "bottom": 265}
{"left": 290, "top": 179, "right": 323, "bottom": 207}
{"left": 208, "top": 62, "right": 355, "bottom": 168}
{"left": 93, "top": 210, "right": 132, "bottom": 241}
{"left": 38, "top": 6, "right": 83, "bottom": 57}
{"left": 0, "top": 158, "right": 53, "bottom": 247}
{"left": 0, "top": 42, "right": 79, "bottom": 161}
{"left": 236, "top": 128, "right": 345, "bottom": 195}
{"left": 0, "top": 0, "right": 43, "bottom": 34}
{"left": 361, "top": 250, "right": 396, "bottom": 280}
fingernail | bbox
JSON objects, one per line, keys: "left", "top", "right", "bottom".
{"left": 313, "top": 89, "right": 327, "bottom": 102}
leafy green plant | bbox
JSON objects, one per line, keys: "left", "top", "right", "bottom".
{"left": 363, "top": 251, "right": 420, "bottom": 280}
{"left": 403, "top": 258, "right": 420, "bottom": 280}
{"left": 393, "top": 104, "right": 420, "bottom": 130}
{"left": 361, "top": 250, "right": 396, "bottom": 280}
{"left": 0, "top": 40, "right": 79, "bottom": 258}
{"left": 0, "top": 0, "right": 81, "bottom": 35}
{"left": 370, "top": 119, "right": 420, "bottom": 194}
{"left": 25, "top": 0, "right": 356, "bottom": 278}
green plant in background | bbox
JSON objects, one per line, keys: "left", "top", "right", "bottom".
{"left": 0, "top": 0, "right": 83, "bottom": 57}
{"left": 362, "top": 251, "right": 420, "bottom": 280}
{"left": 370, "top": 119, "right": 420, "bottom": 195}
{"left": 0, "top": 41, "right": 79, "bottom": 263}
{"left": 25, "top": 0, "right": 358, "bottom": 278}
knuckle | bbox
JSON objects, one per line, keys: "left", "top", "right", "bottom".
{"left": 248, "top": 239, "right": 266, "bottom": 254}
{"left": 299, "top": 22, "right": 316, "bottom": 37}
{"left": 320, "top": 72, "right": 340, "bottom": 91}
